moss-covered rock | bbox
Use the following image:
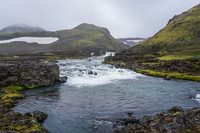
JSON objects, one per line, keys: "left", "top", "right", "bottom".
{"left": 112, "top": 107, "right": 200, "bottom": 133}
{"left": 0, "top": 86, "right": 49, "bottom": 132}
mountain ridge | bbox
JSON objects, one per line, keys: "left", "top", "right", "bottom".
{"left": 0, "top": 24, "right": 45, "bottom": 34}
{"left": 0, "top": 23, "right": 129, "bottom": 55}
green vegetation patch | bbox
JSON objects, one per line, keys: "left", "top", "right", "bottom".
{"left": 157, "top": 55, "right": 193, "bottom": 61}
{"left": 137, "top": 69, "right": 200, "bottom": 82}
{"left": 2, "top": 85, "right": 22, "bottom": 93}
{"left": 0, "top": 85, "right": 24, "bottom": 108}
{"left": 8, "top": 123, "right": 45, "bottom": 133}
{"left": 1, "top": 93, "right": 24, "bottom": 100}
{"left": 173, "top": 112, "right": 181, "bottom": 116}
{"left": 28, "top": 85, "right": 38, "bottom": 89}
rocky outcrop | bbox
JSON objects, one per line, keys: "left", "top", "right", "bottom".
{"left": 0, "top": 61, "right": 59, "bottom": 88}
{"left": 112, "top": 107, "right": 200, "bottom": 133}
{"left": 104, "top": 51, "right": 200, "bottom": 74}
{"left": 0, "top": 87, "right": 49, "bottom": 132}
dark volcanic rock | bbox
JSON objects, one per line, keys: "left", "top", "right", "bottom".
{"left": 0, "top": 61, "right": 59, "bottom": 88}
{"left": 58, "top": 76, "right": 68, "bottom": 83}
{"left": 33, "top": 111, "right": 48, "bottom": 123}
{"left": 124, "top": 116, "right": 140, "bottom": 126}
{"left": 112, "top": 107, "right": 200, "bottom": 133}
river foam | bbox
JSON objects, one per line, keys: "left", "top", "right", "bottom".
{"left": 58, "top": 52, "right": 143, "bottom": 87}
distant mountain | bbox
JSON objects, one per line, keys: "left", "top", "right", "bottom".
{"left": 117, "top": 37, "right": 145, "bottom": 47}
{"left": 0, "top": 24, "right": 45, "bottom": 34}
{"left": 0, "top": 23, "right": 129, "bottom": 54}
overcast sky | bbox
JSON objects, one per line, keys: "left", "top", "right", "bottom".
{"left": 0, "top": 0, "right": 199, "bottom": 38}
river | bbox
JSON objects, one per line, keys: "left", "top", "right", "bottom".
{"left": 13, "top": 52, "right": 200, "bottom": 133}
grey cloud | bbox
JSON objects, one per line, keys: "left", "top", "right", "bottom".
{"left": 0, "top": 0, "right": 199, "bottom": 38}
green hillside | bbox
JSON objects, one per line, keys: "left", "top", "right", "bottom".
{"left": 133, "top": 3, "right": 200, "bottom": 60}
{"left": 140, "top": 4, "right": 200, "bottom": 46}
{"left": 105, "top": 3, "right": 200, "bottom": 81}
{"left": 0, "top": 23, "right": 129, "bottom": 55}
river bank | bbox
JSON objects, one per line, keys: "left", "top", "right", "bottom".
{"left": 104, "top": 49, "right": 200, "bottom": 82}
{"left": 0, "top": 85, "right": 49, "bottom": 132}
{"left": 112, "top": 107, "right": 200, "bottom": 133}
{"left": 0, "top": 60, "right": 60, "bottom": 132}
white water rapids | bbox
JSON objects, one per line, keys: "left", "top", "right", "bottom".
{"left": 57, "top": 52, "right": 144, "bottom": 87}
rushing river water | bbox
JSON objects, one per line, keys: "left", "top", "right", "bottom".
{"left": 13, "top": 52, "right": 200, "bottom": 133}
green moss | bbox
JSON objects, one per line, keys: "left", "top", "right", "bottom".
{"left": 69, "top": 57, "right": 79, "bottom": 59}
{"left": 142, "top": 62, "right": 162, "bottom": 66}
{"left": 2, "top": 99, "right": 14, "bottom": 108}
{"left": 177, "top": 125, "right": 200, "bottom": 133}
{"left": 28, "top": 85, "right": 38, "bottom": 89}
{"left": 24, "top": 123, "right": 45, "bottom": 132}
{"left": 2, "top": 85, "right": 22, "bottom": 94}
{"left": 157, "top": 114, "right": 163, "bottom": 119}
{"left": 1, "top": 93, "right": 25, "bottom": 100}
{"left": 1, "top": 85, "right": 24, "bottom": 108}
{"left": 40, "top": 59, "right": 45, "bottom": 62}
{"left": 104, "top": 60, "right": 123, "bottom": 64}
{"left": 173, "top": 112, "right": 181, "bottom": 116}
{"left": 137, "top": 69, "right": 200, "bottom": 82}
{"left": 8, "top": 123, "right": 45, "bottom": 133}
{"left": 136, "top": 69, "right": 167, "bottom": 77}
{"left": 157, "top": 55, "right": 193, "bottom": 61}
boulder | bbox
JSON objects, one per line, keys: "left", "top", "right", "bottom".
{"left": 88, "top": 70, "right": 93, "bottom": 75}
{"left": 33, "top": 111, "right": 48, "bottom": 123}
{"left": 58, "top": 76, "right": 68, "bottom": 83}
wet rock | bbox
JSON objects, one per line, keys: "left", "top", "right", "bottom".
{"left": 164, "top": 75, "right": 171, "bottom": 80}
{"left": 112, "top": 107, "right": 200, "bottom": 133}
{"left": 168, "top": 106, "right": 183, "bottom": 113}
{"left": 33, "top": 111, "right": 48, "bottom": 123}
{"left": 88, "top": 70, "right": 93, "bottom": 75}
{"left": 127, "top": 112, "right": 133, "bottom": 117}
{"left": 124, "top": 116, "right": 140, "bottom": 125}
{"left": 24, "top": 112, "right": 32, "bottom": 117}
{"left": 58, "top": 76, "right": 68, "bottom": 83}
{"left": 187, "top": 94, "right": 195, "bottom": 99}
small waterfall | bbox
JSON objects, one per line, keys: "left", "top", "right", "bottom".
{"left": 57, "top": 52, "right": 143, "bottom": 87}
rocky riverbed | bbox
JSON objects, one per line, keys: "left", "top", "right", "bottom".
{"left": 112, "top": 107, "right": 200, "bottom": 133}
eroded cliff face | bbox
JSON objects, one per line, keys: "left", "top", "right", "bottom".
{"left": 0, "top": 61, "right": 59, "bottom": 88}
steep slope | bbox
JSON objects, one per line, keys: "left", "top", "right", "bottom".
{"left": 105, "top": 3, "right": 200, "bottom": 81}
{"left": 141, "top": 4, "right": 200, "bottom": 46}
{"left": 0, "top": 24, "right": 45, "bottom": 34}
{"left": 0, "top": 23, "right": 129, "bottom": 54}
